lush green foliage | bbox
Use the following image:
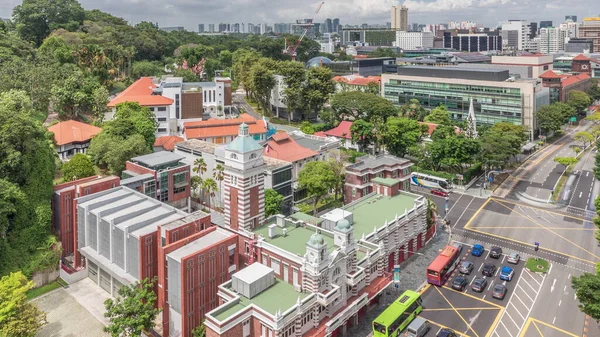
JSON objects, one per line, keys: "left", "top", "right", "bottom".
{"left": 535, "top": 103, "right": 575, "bottom": 133}
{"left": 61, "top": 153, "right": 95, "bottom": 182}
{"left": 572, "top": 270, "right": 600, "bottom": 320}
{"left": 330, "top": 91, "right": 398, "bottom": 122}
{"left": 567, "top": 90, "right": 592, "bottom": 115}
{"left": 14, "top": 0, "right": 85, "bottom": 46}
{"left": 298, "top": 161, "right": 338, "bottom": 216}
{"left": 588, "top": 78, "right": 600, "bottom": 101}
{"left": 553, "top": 156, "right": 579, "bottom": 168}
{"left": 104, "top": 277, "right": 161, "bottom": 337}
{"left": 265, "top": 189, "right": 285, "bottom": 217}
{"left": 424, "top": 105, "right": 452, "bottom": 125}
{"left": 382, "top": 117, "right": 423, "bottom": 157}
{"left": 0, "top": 271, "right": 46, "bottom": 337}
{"left": 192, "top": 322, "right": 206, "bottom": 337}
{"left": 399, "top": 99, "right": 429, "bottom": 121}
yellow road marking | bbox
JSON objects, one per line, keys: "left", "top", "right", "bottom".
{"left": 472, "top": 226, "right": 597, "bottom": 231}
{"left": 493, "top": 200, "right": 600, "bottom": 261}
{"left": 532, "top": 320, "right": 545, "bottom": 337}
{"left": 422, "top": 307, "right": 501, "bottom": 312}
{"left": 434, "top": 286, "right": 481, "bottom": 337}
{"left": 532, "top": 318, "right": 580, "bottom": 337}
{"left": 417, "top": 316, "right": 473, "bottom": 337}
{"left": 464, "top": 198, "right": 492, "bottom": 230}
{"left": 519, "top": 318, "right": 534, "bottom": 337}
{"left": 486, "top": 307, "right": 504, "bottom": 337}
{"left": 441, "top": 286, "right": 504, "bottom": 309}
{"left": 532, "top": 133, "right": 570, "bottom": 166}
{"left": 466, "top": 227, "right": 600, "bottom": 265}
{"left": 420, "top": 283, "right": 432, "bottom": 294}
{"left": 491, "top": 198, "right": 591, "bottom": 223}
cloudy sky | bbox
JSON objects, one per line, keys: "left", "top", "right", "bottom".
{"left": 0, "top": 0, "right": 592, "bottom": 30}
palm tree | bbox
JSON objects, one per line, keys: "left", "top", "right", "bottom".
{"left": 426, "top": 197, "right": 438, "bottom": 230}
{"left": 213, "top": 164, "right": 225, "bottom": 208}
{"left": 202, "top": 178, "right": 218, "bottom": 209}
{"left": 193, "top": 158, "right": 207, "bottom": 201}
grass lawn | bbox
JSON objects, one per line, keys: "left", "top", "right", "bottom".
{"left": 26, "top": 279, "right": 63, "bottom": 300}
{"left": 525, "top": 257, "right": 549, "bottom": 273}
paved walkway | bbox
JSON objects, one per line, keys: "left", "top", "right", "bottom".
{"left": 64, "top": 277, "right": 111, "bottom": 326}
{"left": 32, "top": 288, "right": 108, "bottom": 337}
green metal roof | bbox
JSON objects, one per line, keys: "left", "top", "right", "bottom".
{"left": 225, "top": 125, "right": 263, "bottom": 153}
{"left": 372, "top": 177, "right": 400, "bottom": 187}
{"left": 252, "top": 219, "right": 335, "bottom": 256}
{"left": 290, "top": 212, "right": 323, "bottom": 225}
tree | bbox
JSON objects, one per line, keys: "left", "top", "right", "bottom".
{"left": 88, "top": 133, "right": 150, "bottom": 175}
{"left": 588, "top": 78, "right": 600, "bottom": 101}
{"left": 330, "top": 91, "right": 397, "bottom": 123}
{"left": 264, "top": 189, "right": 284, "bottom": 217}
{"left": 278, "top": 60, "right": 306, "bottom": 121}
{"left": 399, "top": 99, "right": 428, "bottom": 121}
{"left": 554, "top": 156, "right": 579, "bottom": 169}
{"left": 586, "top": 111, "right": 600, "bottom": 125}
{"left": 297, "top": 161, "right": 337, "bottom": 215}
{"left": 62, "top": 154, "right": 95, "bottom": 182}
{"left": 426, "top": 136, "right": 481, "bottom": 174}
{"left": 425, "top": 197, "right": 437, "bottom": 230}
{"left": 202, "top": 178, "right": 218, "bottom": 209}
{"left": 574, "top": 131, "right": 594, "bottom": 148}
{"left": 350, "top": 119, "right": 375, "bottom": 152}
{"left": 213, "top": 164, "right": 224, "bottom": 208}
{"left": 479, "top": 127, "right": 525, "bottom": 170}
{"left": 106, "top": 102, "right": 158, "bottom": 149}
{"left": 232, "top": 49, "right": 261, "bottom": 98}
{"left": 431, "top": 125, "right": 457, "bottom": 141}
{"left": 535, "top": 104, "right": 568, "bottom": 134}
{"left": 595, "top": 154, "right": 600, "bottom": 180}
{"left": 249, "top": 61, "right": 275, "bottom": 115}
{"left": 300, "top": 121, "right": 315, "bottom": 134}
{"left": 50, "top": 69, "right": 103, "bottom": 119}
{"left": 302, "top": 66, "right": 335, "bottom": 120}
{"left": 328, "top": 149, "right": 349, "bottom": 200}
{"left": 0, "top": 271, "right": 46, "bottom": 337}
{"left": 382, "top": 117, "right": 422, "bottom": 157}
{"left": 424, "top": 105, "right": 452, "bottom": 125}
{"left": 104, "top": 277, "right": 161, "bottom": 337}
{"left": 192, "top": 322, "right": 206, "bottom": 337}
{"left": 132, "top": 61, "right": 164, "bottom": 78}
{"left": 568, "top": 90, "right": 592, "bottom": 115}
{"left": 369, "top": 47, "right": 397, "bottom": 58}
{"left": 572, "top": 272, "right": 600, "bottom": 320}
{"left": 365, "top": 82, "right": 380, "bottom": 95}
{"left": 13, "top": 0, "right": 85, "bottom": 46}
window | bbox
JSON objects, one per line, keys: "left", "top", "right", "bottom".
{"left": 175, "top": 94, "right": 180, "bottom": 119}
{"left": 377, "top": 172, "right": 383, "bottom": 178}
{"left": 232, "top": 176, "right": 237, "bottom": 186}
{"left": 229, "top": 247, "right": 235, "bottom": 265}
{"left": 243, "top": 320, "right": 251, "bottom": 337}
{"left": 173, "top": 172, "right": 187, "bottom": 194}
{"left": 157, "top": 107, "right": 167, "bottom": 112}
{"left": 250, "top": 153, "right": 257, "bottom": 159}
{"left": 245, "top": 241, "right": 250, "bottom": 254}
{"left": 271, "top": 259, "right": 280, "bottom": 275}
{"left": 149, "top": 107, "right": 155, "bottom": 111}
{"left": 231, "top": 154, "right": 238, "bottom": 159}
{"left": 352, "top": 188, "right": 356, "bottom": 197}
{"left": 362, "top": 175, "right": 369, "bottom": 183}
{"left": 158, "top": 128, "right": 167, "bottom": 133}
{"left": 392, "top": 170, "right": 398, "bottom": 178}
{"left": 157, "top": 117, "right": 167, "bottom": 122}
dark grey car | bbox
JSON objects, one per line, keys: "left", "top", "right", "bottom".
{"left": 459, "top": 261, "right": 474, "bottom": 275}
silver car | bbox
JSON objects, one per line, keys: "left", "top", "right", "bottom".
{"left": 459, "top": 261, "right": 474, "bottom": 274}
{"left": 507, "top": 252, "right": 520, "bottom": 264}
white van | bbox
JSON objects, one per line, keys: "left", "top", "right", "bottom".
{"left": 406, "top": 317, "right": 430, "bottom": 337}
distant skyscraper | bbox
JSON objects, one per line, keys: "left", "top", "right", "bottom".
{"left": 529, "top": 22, "right": 538, "bottom": 38}
{"left": 566, "top": 15, "right": 578, "bottom": 22}
{"left": 539, "top": 21, "right": 553, "bottom": 29}
{"left": 218, "top": 23, "right": 227, "bottom": 32}
{"left": 391, "top": 5, "right": 408, "bottom": 31}
{"left": 387, "top": 22, "right": 392, "bottom": 29}
{"left": 198, "top": 24, "right": 205, "bottom": 33}
{"left": 325, "top": 18, "right": 332, "bottom": 33}
{"left": 248, "top": 23, "right": 255, "bottom": 34}
{"left": 208, "top": 24, "right": 215, "bottom": 33}
{"left": 333, "top": 18, "right": 340, "bottom": 34}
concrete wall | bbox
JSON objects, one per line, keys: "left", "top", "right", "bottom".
{"left": 32, "top": 267, "right": 60, "bottom": 288}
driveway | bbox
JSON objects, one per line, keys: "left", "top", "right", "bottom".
{"left": 32, "top": 287, "right": 108, "bottom": 337}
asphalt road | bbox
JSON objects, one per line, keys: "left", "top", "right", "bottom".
{"left": 563, "top": 148, "right": 597, "bottom": 210}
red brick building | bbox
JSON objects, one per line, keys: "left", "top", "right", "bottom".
{"left": 539, "top": 69, "right": 592, "bottom": 103}
{"left": 343, "top": 154, "right": 414, "bottom": 203}
{"left": 52, "top": 176, "right": 120, "bottom": 268}
{"left": 122, "top": 151, "right": 191, "bottom": 210}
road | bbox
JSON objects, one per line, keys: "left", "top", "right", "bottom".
{"left": 562, "top": 147, "right": 598, "bottom": 210}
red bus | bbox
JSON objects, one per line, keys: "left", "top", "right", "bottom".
{"left": 426, "top": 245, "right": 460, "bottom": 286}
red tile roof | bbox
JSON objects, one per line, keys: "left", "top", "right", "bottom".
{"left": 561, "top": 73, "right": 591, "bottom": 87}
{"left": 263, "top": 132, "right": 318, "bottom": 162}
{"left": 154, "top": 136, "right": 184, "bottom": 151}
{"left": 48, "top": 120, "right": 102, "bottom": 146}
{"left": 313, "top": 131, "right": 327, "bottom": 137}
{"left": 183, "top": 114, "right": 267, "bottom": 139}
{"left": 418, "top": 122, "right": 460, "bottom": 137}
{"left": 332, "top": 75, "right": 380, "bottom": 86}
{"left": 323, "top": 121, "right": 353, "bottom": 139}
{"left": 107, "top": 77, "right": 174, "bottom": 107}
{"left": 539, "top": 70, "right": 565, "bottom": 79}
{"left": 573, "top": 54, "right": 590, "bottom": 61}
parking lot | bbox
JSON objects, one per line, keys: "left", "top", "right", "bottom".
{"left": 418, "top": 241, "right": 540, "bottom": 337}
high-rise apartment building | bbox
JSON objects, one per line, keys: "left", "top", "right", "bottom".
{"left": 529, "top": 22, "right": 538, "bottom": 38}
{"left": 443, "top": 33, "right": 503, "bottom": 52}
{"left": 218, "top": 23, "right": 227, "bottom": 32}
{"left": 325, "top": 18, "right": 332, "bottom": 33}
{"left": 208, "top": 24, "right": 215, "bottom": 33}
{"left": 559, "top": 19, "right": 579, "bottom": 38}
{"left": 579, "top": 17, "right": 600, "bottom": 52}
{"left": 501, "top": 20, "right": 531, "bottom": 50}
{"left": 333, "top": 18, "right": 340, "bottom": 34}
{"left": 198, "top": 24, "right": 204, "bottom": 33}
{"left": 391, "top": 5, "right": 408, "bottom": 31}
{"left": 395, "top": 31, "right": 434, "bottom": 49}
{"left": 539, "top": 27, "right": 568, "bottom": 54}
{"left": 565, "top": 15, "right": 578, "bottom": 22}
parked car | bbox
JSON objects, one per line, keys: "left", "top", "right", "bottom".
{"left": 500, "top": 266, "right": 515, "bottom": 281}
{"left": 431, "top": 189, "right": 449, "bottom": 197}
{"left": 471, "top": 278, "right": 488, "bottom": 292}
{"left": 482, "top": 263, "right": 497, "bottom": 277}
{"left": 437, "top": 328, "right": 458, "bottom": 337}
{"left": 459, "top": 261, "right": 474, "bottom": 275}
{"left": 490, "top": 247, "right": 502, "bottom": 259}
{"left": 507, "top": 252, "right": 520, "bottom": 264}
{"left": 452, "top": 276, "right": 469, "bottom": 291}
{"left": 406, "top": 317, "right": 431, "bottom": 337}
{"left": 452, "top": 242, "right": 463, "bottom": 254}
{"left": 492, "top": 284, "right": 508, "bottom": 300}
{"left": 472, "top": 244, "right": 484, "bottom": 257}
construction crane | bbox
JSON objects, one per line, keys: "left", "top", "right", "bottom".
{"left": 283, "top": 1, "right": 325, "bottom": 61}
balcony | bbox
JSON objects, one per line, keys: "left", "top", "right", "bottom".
{"left": 346, "top": 268, "right": 365, "bottom": 287}
{"left": 316, "top": 284, "right": 340, "bottom": 306}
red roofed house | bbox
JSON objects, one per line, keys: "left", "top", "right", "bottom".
{"left": 48, "top": 120, "right": 102, "bottom": 161}
{"left": 332, "top": 75, "right": 381, "bottom": 94}
{"left": 539, "top": 69, "right": 592, "bottom": 103}
{"left": 154, "top": 135, "right": 184, "bottom": 151}
{"left": 183, "top": 113, "right": 270, "bottom": 144}
{"left": 418, "top": 122, "right": 461, "bottom": 139}
{"left": 263, "top": 132, "right": 320, "bottom": 180}
{"left": 321, "top": 120, "right": 359, "bottom": 150}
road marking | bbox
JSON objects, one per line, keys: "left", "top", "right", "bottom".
{"left": 564, "top": 285, "right": 567, "bottom": 292}
{"left": 482, "top": 295, "right": 486, "bottom": 300}
{"left": 504, "top": 310, "right": 520, "bottom": 329}
{"left": 471, "top": 226, "right": 597, "bottom": 231}
{"left": 441, "top": 286, "right": 503, "bottom": 308}
{"left": 521, "top": 277, "right": 537, "bottom": 293}
{"left": 551, "top": 279, "right": 557, "bottom": 293}
{"left": 418, "top": 317, "right": 472, "bottom": 337}
{"left": 514, "top": 293, "right": 530, "bottom": 309}
{"left": 580, "top": 192, "right": 583, "bottom": 198}
{"left": 532, "top": 320, "right": 545, "bottom": 336}
{"left": 559, "top": 300, "right": 562, "bottom": 306}
{"left": 434, "top": 286, "right": 481, "bottom": 337}
{"left": 501, "top": 255, "right": 506, "bottom": 263}
{"left": 510, "top": 302, "right": 526, "bottom": 320}
{"left": 517, "top": 284, "right": 535, "bottom": 302}
{"left": 488, "top": 280, "right": 494, "bottom": 291}
{"left": 499, "top": 320, "right": 513, "bottom": 335}
{"left": 532, "top": 318, "right": 580, "bottom": 337}
{"left": 494, "top": 267, "right": 500, "bottom": 277}
{"left": 553, "top": 316, "right": 556, "bottom": 324}
{"left": 455, "top": 197, "right": 476, "bottom": 228}
{"left": 518, "top": 318, "right": 534, "bottom": 337}
{"left": 470, "top": 277, "right": 477, "bottom": 285}
{"left": 485, "top": 250, "right": 491, "bottom": 259}
{"left": 464, "top": 198, "right": 491, "bottom": 229}
{"left": 422, "top": 307, "right": 501, "bottom": 311}
{"left": 531, "top": 208, "right": 539, "bottom": 215}
{"left": 478, "top": 263, "right": 484, "bottom": 272}
{"left": 524, "top": 269, "right": 542, "bottom": 287}
{"left": 488, "top": 198, "right": 589, "bottom": 222}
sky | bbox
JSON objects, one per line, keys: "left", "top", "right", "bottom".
{"left": 0, "top": 0, "right": 593, "bottom": 31}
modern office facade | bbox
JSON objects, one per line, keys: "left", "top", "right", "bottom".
{"left": 395, "top": 31, "right": 434, "bottom": 50}
{"left": 443, "top": 33, "right": 502, "bottom": 52}
{"left": 580, "top": 18, "right": 600, "bottom": 53}
{"left": 382, "top": 66, "right": 549, "bottom": 139}
{"left": 501, "top": 20, "right": 532, "bottom": 50}
{"left": 342, "top": 28, "right": 397, "bottom": 46}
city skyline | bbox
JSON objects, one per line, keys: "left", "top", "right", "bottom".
{"left": 0, "top": 0, "right": 592, "bottom": 32}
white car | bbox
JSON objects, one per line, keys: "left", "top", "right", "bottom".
{"left": 507, "top": 252, "right": 520, "bottom": 264}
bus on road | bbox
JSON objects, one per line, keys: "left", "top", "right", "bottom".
{"left": 373, "top": 290, "right": 423, "bottom": 337}
{"left": 426, "top": 245, "right": 460, "bottom": 286}
{"left": 411, "top": 172, "right": 453, "bottom": 193}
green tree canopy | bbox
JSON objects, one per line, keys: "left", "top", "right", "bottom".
{"left": 303, "top": 66, "right": 335, "bottom": 120}
{"left": 350, "top": 119, "right": 375, "bottom": 152}
{"left": 264, "top": 189, "right": 284, "bottom": 217}
{"left": 399, "top": 99, "right": 428, "bottom": 121}
{"left": 132, "top": 61, "right": 164, "bottom": 78}
{"left": 104, "top": 277, "right": 161, "bottom": 337}
{"left": 13, "top": 0, "right": 85, "bottom": 46}
{"left": 248, "top": 60, "right": 275, "bottom": 115}
{"left": 424, "top": 105, "right": 452, "bottom": 125}
{"left": 62, "top": 153, "right": 95, "bottom": 182}
{"left": 553, "top": 156, "right": 579, "bottom": 168}
{"left": 572, "top": 271, "right": 600, "bottom": 320}
{"left": 369, "top": 47, "right": 397, "bottom": 58}
{"left": 535, "top": 104, "right": 568, "bottom": 134}
{"left": 382, "top": 117, "right": 422, "bottom": 157}
{"left": 297, "top": 161, "right": 337, "bottom": 215}
{"left": 330, "top": 91, "right": 397, "bottom": 123}
{"left": 588, "top": 78, "right": 600, "bottom": 101}
{"left": 88, "top": 133, "right": 150, "bottom": 175}
{"left": 574, "top": 131, "right": 594, "bottom": 148}
{"left": 567, "top": 90, "right": 592, "bottom": 115}
{"left": 105, "top": 102, "right": 158, "bottom": 149}
{"left": 0, "top": 271, "right": 46, "bottom": 337}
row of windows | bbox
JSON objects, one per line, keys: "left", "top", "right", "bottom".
{"left": 149, "top": 107, "right": 167, "bottom": 112}
{"left": 360, "top": 168, "right": 410, "bottom": 183}
{"left": 388, "top": 80, "right": 522, "bottom": 95}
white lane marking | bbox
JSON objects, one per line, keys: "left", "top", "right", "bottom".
{"left": 514, "top": 293, "right": 531, "bottom": 308}
{"left": 517, "top": 284, "right": 535, "bottom": 302}
{"left": 495, "top": 266, "right": 501, "bottom": 277}
{"left": 478, "top": 263, "right": 484, "bottom": 272}
{"left": 485, "top": 250, "right": 490, "bottom": 260}
{"left": 531, "top": 208, "right": 539, "bottom": 215}
{"left": 504, "top": 311, "right": 520, "bottom": 329}
{"left": 488, "top": 280, "right": 495, "bottom": 291}
{"left": 482, "top": 295, "right": 486, "bottom": 300}
{"left": 510, "top": 302, "right": 527, "bottom": 320}
{"left": 470, "top": 277, "right": 476, "bottom": 285}
{"left": 499, "top": 321, "right": 514, "bottom": 335}
{"left": 568, "top": 273, "right": 571, "bottom": 279}
{"left": 564, "top": 285, "right": 567, "bottom": 292}
{"left": 454, "top": 197, "right": 475, "bottom": 228}
{"left": 579, "top": 192, "right": 583, "bottom": 198}
{"left": 553, "top": 316, "right": 556, "bottom": 324}
{"left": 546, "top": 212, "right": 556, "bottom": 218}
{"left": 515, "top": 264, "right": 548, "bottom": 337}
{"left": 501, "top": 255, "right": 506, "bottom": 263}
{"left": 559, "top": 300, "right": 562, "bottom": 306}
{"left": 524, "top": 269, "right": 542, "bottom": 287}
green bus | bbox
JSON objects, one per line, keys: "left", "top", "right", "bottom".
{"left": 372, "top": 290, "right": 423, "bottom": 337}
